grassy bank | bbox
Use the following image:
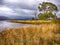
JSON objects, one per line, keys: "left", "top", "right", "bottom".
{"left": 8, "top": 20, "right": 52, "bottom": 24}
{"left": 0, "top": 23, "right": 60, "bottom": 45}
{"left": 8, "top": 20, "right": 60, "bottom": 24}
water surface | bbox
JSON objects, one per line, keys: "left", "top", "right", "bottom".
{"left": 0, "top": 21, "right": 30, "bottom": 31}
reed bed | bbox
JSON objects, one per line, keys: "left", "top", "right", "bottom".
{"left": 8, "top": 20, "right": 52, "bottom": 24}
{"left": 0, "top": 23, "right": 60, "bottom": 45}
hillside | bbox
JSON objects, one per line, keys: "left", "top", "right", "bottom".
{"left": 0, "top": 16, "right": 9, "bottom": 20}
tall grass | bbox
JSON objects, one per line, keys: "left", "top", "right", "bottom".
{"left": 8, "top": 20, "right": 52, "bottom": 24}
{"left": 0, "top": 23, "right": 60, "bottom": 45}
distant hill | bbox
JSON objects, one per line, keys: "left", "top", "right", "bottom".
{"left": 0, "top": 16, "right": 60, "bottom": 20}
{"left": 8, "top": 16, "right": 33, "bottom": 20}
{"left": 0, "top": 16, "right": 33, "bottom": 20}
{"left": 0, "top": 16, "right": 9, "bottom": 20}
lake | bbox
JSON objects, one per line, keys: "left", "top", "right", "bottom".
{"left": 0, "top": 21, "right": 30, "bottom": 31}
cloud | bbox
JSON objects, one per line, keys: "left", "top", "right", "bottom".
{"left": 4, "top": 0, "right": 36, "bottom": 5}
{"left": 0, "top": 6, "right": 35, "bottom": 17}
{"left": 57, "top": 11, "right": 60, "bottom": 18}
{"left": 12, "top": 8, "right": 35, "bottom": 17}
{"left": 0, "top": 6, "right": 13, "bottom": 12}
{"left": 0, "top": 0, "right": 4, "bottom": 5}
{"left": 55, "top": 0, "right": 60, "bottom": 3}
{"left": 4, "top": 0, "right": 37, "bottom": 10}
{"left": 4, "top": 0, "right": 37, "bottom": 8}
{"left": 3, "top": 0, "right": 59, "bottom": 10}
{"left": 0, "top": 0, "right": 37, "bottom": 17}
{"left": 0, "top": 6, "right": 18, "bottom": 16}
{"left": 4, "top": 0, "right": 19, "bottom": 3}
{"left": 0, "top": 0, "right": 60, "bottom": 18}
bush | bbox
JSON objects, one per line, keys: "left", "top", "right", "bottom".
{"left": 52, "top": 20, "right": 60, "bottom": 23}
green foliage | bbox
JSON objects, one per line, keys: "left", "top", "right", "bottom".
{"left": 32, "top": 17, "right": 35, "bottom": 20}
{"left": 38, "top": 12, "right": 57, "bottom": 20}
{"left": 38, "top": 2, "right": 58, "bottom": 12}
{"left": 38, "top": 2, "right": 58, "bottom": 20}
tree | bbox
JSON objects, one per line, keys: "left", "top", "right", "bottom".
{"left": 38, "top": 2, "right": 58, "bottom": 20}
{"left": 38, "top": 12, "right": 57, "bottom": 20}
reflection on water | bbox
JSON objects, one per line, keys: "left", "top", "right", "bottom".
{"left": 0, "top": 21, "right": 29, "bottom": 31}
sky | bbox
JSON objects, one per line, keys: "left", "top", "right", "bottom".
{"left": 0, "top": 0, "right": 60, "bottom": 18}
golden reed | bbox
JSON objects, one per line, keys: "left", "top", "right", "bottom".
{"left": 0, "top": 23, "right": 60, "bottom": 45}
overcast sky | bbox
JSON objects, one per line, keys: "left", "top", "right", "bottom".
{"left": 0, "top": 0, "right": 60, "bottom": 18}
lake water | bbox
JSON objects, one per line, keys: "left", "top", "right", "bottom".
{"left": 0, "top": 21, "right": 30, "bottom": 31}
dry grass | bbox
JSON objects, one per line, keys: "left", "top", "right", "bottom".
{"left": 0, "top": 23, "right": 60, "bottom": 45}
{"left": 8, "top": 20, "right": 52, "bottom": 24}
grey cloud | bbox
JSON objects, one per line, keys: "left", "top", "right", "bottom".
{"left": 0, "top": 0, "right": 60, "bottom": 18}
{"left": 55, "top": 0, "right": 60, "bottom": 3}
{"left": 3, "top": 0, "right": 37, "bottom": 10}
{"left": 4, "top": 3, "right": 36, "bottom": 10}
{"left": 13, "top": 8, "right": 35, "bottom": 16}
{"left": 0, "top": 0, "right": 4, "bottom": 5}
{"left": 0, "top": 0, "right": 36, "bottom": 17}
{"left": 57, "top": 12, "right": 60, "bottom": 18}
